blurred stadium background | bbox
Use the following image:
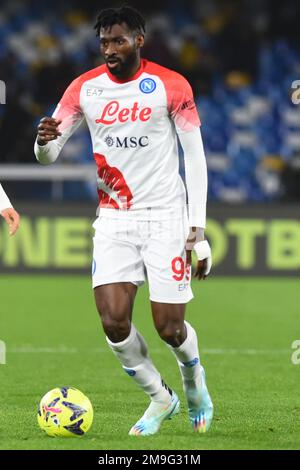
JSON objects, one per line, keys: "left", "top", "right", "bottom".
{"left": 1, "top": 0, "right": 300, "bottom": 199}
{"left": 1, "top": 0, "right": 300, "bottom": 451}
{"left": 1, "top": 0, "right": 300, "bottom": 276}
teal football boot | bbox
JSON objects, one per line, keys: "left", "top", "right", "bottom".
{"left": 129, "top": 392, "right": 180, "bottom": 436}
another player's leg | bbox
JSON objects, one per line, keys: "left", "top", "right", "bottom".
{"left": 151, "top": 302, "right": 213, "bottom": 433}
{"left": 94, "top": 283, "right": 179, "bottom": 436}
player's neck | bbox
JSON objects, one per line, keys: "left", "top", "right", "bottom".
{"left": 118, "top": 57, "right": 142, "bottom": 81}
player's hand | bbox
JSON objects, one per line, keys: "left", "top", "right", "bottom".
{"left": 185, "top": 227, "right": 212, "bottom": 280}
{"left": 1, "top": 207, "right": 20, "bottom": 235}
{"left": 37, "top": 117, "right": 62, "bottom": 146}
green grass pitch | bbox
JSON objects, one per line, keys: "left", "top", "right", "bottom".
{"left": 0, "top": 275, "right": 299, "bottom": 450}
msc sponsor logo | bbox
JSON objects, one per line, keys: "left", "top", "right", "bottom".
{"left": 104, "top": 134, "right": 149, "bottom": 148}
{"left": 95, "top": 101, "right": 152, "bottom": 125}
{"left": 139, "top": 78, "right": 156, "bottom": 94}
{"left": 104, "top": 135, "right": 114, "bottom": 147}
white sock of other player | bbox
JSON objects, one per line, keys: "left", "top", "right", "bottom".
{"left": 106, "top": 324, "right": 172, "bottom": 404}
{"left": 168, "top": 321, "right": 202, "bottom": 410}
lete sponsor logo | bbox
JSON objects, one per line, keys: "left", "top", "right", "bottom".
{"left": 95, "top": 101, "right": 152, "bottom": 125}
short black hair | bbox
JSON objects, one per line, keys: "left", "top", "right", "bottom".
{"left": 94, "top": 5, "right": 146, "bottom": 37}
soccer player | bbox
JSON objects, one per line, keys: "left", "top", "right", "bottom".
{"left": 0, "top": 183, "right": 20, "bottom": 235}
{"left": 34, "top": 6, "right": 213, "bottom": 436}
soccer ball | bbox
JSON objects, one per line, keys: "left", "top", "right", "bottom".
{"left": 37, "top": 387, "right": 93, "bottom": 437}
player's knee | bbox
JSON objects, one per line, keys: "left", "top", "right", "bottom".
{"left": 155, "top": 321, "right": 184, "bottom": 346}
{"left": 96, "top": 296, "right": 131, "bottom": 341}
{"left": 100, "top": 309, "right": 131, "bottom": 342}
{"left": 102, "top": 317, "right": 130, "bottom": 342}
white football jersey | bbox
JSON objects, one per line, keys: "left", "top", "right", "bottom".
{"left": 0, "top": 184, "right": 12, "bottom": 212}
{"left": 52, "top": 59, "right": 201, "bottom": 215}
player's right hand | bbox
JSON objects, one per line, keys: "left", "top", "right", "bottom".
{"left": 37, "top": 117, "right": 62, "bottom": 146}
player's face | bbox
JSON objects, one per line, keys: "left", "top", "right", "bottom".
{"left": 100, "top": 23, "right": 144, "bottom": 78}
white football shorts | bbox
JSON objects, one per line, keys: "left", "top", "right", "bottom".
{"left": 92, "top": 211, "right": 193, "bottom": 304}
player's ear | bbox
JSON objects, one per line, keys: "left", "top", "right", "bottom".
{"left": 136, "top": 34, "right": 144, "bottom": 49}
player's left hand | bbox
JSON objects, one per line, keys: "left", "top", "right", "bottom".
{"left": 1, "top": 207, "right": 20, "bottom": 235}
{"left": 185, "top": 227, "right": 212, "bottom": 280}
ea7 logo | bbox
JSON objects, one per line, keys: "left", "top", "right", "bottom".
{"left": 0, "top": 80, "right": 6, "bottom": 104}
{"left": 0, "top": 340, "right": 6, "bottom": 364}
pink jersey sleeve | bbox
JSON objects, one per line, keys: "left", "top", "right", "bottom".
{"left": 34, "top": 76, "right": 84, "bottom": 165}
{"left": 53, "top": 65, "right": 106, "bottom": 131}
{"left": 164, "top": 73, "right": 201, "bottom": 134}
{"left": 52, "top": 76, "right": 83, "bottom": 132}
{"left": 35, "top": 65, "right": 105, "bottom": 165}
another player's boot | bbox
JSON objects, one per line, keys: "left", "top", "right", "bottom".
{"left": 129, "top": 391, "right": 180, "bottom": 436}
{"left": 185, "top": 365, "right": 213, "bottom": 433}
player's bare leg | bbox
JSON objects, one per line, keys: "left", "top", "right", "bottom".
{"left": 94, "top": 283, "right": 178, "bottom": 436}
{"left": 94, "top": 282, "right": 136, "bottom": 342}
{"left": 151, "top": 301, "right": 213, "bottom": 433}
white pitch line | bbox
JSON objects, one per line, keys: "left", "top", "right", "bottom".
{"left": 202, "top": 348, "right": 291, "bottom": 355}
{"left": 7, "top": 346, "right": 291, "bottom": 355}
{"left": 9, "top": 346, "right": 78, "bottom": 353}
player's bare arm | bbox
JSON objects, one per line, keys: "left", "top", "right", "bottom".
{"left": 36, "top": 117, "right": 62, "bottom": 146}
{"left": 1, "top": 207, "right": 20, "bottom": 235}
{"left": 0, "top": 184, "right": 20, "bottom": 235}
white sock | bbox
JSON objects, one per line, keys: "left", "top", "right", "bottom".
{"left": 168, "top": 321, "right": 202, "bottom": 394}
{"left": 106, "top": 324, "right": 172, "bottom": 404}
